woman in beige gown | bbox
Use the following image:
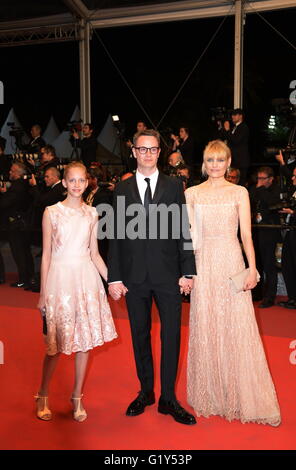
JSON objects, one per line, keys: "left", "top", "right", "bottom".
{"left": 35, "top": 162, "right": 117, "bottom": 422}
{"left": 185, "top": 140, "right": 281, "bottom": 426}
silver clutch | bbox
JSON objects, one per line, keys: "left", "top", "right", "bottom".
{"left": 229, "top": 268, "right": 260, "bottom": 293}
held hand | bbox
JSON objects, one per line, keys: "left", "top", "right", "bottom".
{"left": 179, "top": 277, "right": 193, "bottom": 296}
{"left": 243, "top": 272, "right": 258, "bottom": 291}
{"left": 108, "top": 282, "right": 128, "bottom": 301}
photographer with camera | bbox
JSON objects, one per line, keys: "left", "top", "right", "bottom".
{"left": 26, "top": 145, "right": 60, "bottom": 185}
{"left": 277, "top": 167, "right": 296, "bottom": 309}
{"left": 249, "top": 166, "right": 282, "bottom": 308}
{"left": 220, "top": 109, "right": 250, "bottom": 186}
{"left": 0, "top": 162, "right": 34, "bottom": 288}
{"left": 71, "top": 123, "right": 97, "bottom": 168}
{"left": 29, "top": 167, "right": 66, "bottom": 230}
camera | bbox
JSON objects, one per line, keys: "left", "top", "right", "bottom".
{"left": 8, "top": 122, "right": 25, "bottom": 138}
{"left": 65, "top": 120, "right": 82, "bottom": 133}
{"left": 269, "top": 197, "right": 296, "bottom": 212}
{"left": 265, "top": 144, "right": 296, "bottom": 163}
{"left": 210, "top": 107, "right": 232, "bottom": 125}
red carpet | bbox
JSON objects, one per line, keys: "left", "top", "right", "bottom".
{"left": 0, "top": 273, "right": 295, "bottom": 450}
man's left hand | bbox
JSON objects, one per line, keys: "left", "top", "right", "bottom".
{"left": 179, "top": 277, "right": 193, "bottom": 295}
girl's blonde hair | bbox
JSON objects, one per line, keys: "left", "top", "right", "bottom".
{"left": 63, "top": 161, "right": 87, "bottom": 179}
{"left": 201, "top": 139, "right": 231, "bottom": 177}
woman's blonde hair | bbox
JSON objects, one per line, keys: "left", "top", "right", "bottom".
{"left": 63, "top": 161, "right": 87, "bottom": 180}
{"left": 201, "top": 139, "right": 231, "bottom": 177}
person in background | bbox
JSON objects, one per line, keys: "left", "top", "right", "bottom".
{"left": 226, "top": 167, "right": 240, "bottom": 185}
{"left": 249, "top": 166, "right": 282, "bottom": 308}
{"left": 0, "top": 162, "right": 34, "bottom": 289}
{"left": 71, "top": 123, "right": 97, "bottom": 168}
{"left": 278, "top": 167, "right": 296, "bottom": 309}
{"left": 221, "top": 109, "right": 250, "bottom": 186}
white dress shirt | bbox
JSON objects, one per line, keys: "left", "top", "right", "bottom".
{"left": 136, "top": 169, "right": 159, "bottom": 204}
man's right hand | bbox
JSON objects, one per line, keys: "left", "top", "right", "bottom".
{"left": 275, "top": 150, "right": 285, "bottom": 166}
{"left": 108, "top": 282, "right": 128, "bottom": 301}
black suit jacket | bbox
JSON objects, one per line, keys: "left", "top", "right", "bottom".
{"left": 0, "top": 179, "right": 32, "bottom": 225}
{"left": 70, "top": 136, "right": 97, "bottom": 168}
{"left": 222, "top": 122, "right": 250, "bottom": 169}
{"left": 107, "top": 172, "right": 196, "bottom": 286}
{"left": 29, "top": 181, "right": 66, "bottom": 229}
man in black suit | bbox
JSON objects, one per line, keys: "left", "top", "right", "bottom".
{"left": 29, "top": 167, "right": 66, "bottom": 230}
{"left": 25, "top": 124, "right": 46, "bottom": 153}
{"left": 222, "top": 109, "right": 250, "bottom": 185}
{"left": 71, "top": 123, "right": 97, "bottom": 168}
{"left": 0, "top": 162, "right": 34, "bottom": 288}
{"left": 108, "top": 129, "right": 197, "bottom": 425}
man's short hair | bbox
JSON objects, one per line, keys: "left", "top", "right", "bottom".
{"left": 133, "top": 129, "right": 160, "bottom": 146}
{"left": 231, "top": 108, "right": 244, "bottom": 117}
{"left": 89, "top": 166, "right": 103, "bottom": 181}
{"left": 228, "top": 167, "right": 240, "bottom": 177}
{"left": 12, "top": 161, "right": 26, "bottom": 176}
{"left": 45, "top": 166, "right": 60, "bottom": 179}
{"left": 32, "top": 124, "right": 42, "bottom": 132}
{"left": 257, "top": 166, "right": 274, "bottom": 178}
{"left": 84, "top": 123, "right": 94, "bottom": 131}
{"left": 43, "top": 145, "right": 56, "bottom": 158}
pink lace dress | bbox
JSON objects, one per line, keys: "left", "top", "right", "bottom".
{"left": 185, "top": 184, "right": 281, "bottom": 426}
{"left": 44, "top": 202, "right": 117, "bottom": 355}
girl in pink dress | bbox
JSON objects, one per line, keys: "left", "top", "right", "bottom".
{"left": 185, "top": 140, "right": 281, "bottom": 426}
{"left": 35, "top": 162, "right": 117, "bottom": 422}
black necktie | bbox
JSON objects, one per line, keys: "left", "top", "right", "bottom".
{"left": 144, "top": 177, "right": 152, "bottom": 213}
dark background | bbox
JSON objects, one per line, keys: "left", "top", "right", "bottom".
{"left": 0, "top": 6, "right": 295, "bottom": 162}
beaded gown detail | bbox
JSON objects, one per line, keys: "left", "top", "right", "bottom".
{"left": 44, "top": 202, "right": 117, "bottom": 356}
{"left": 185, "top": 184, "right": 281, "bottom": 426}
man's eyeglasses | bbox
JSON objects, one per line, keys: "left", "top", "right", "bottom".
{"left": 134, "top": 146, "right": 159, "bottom": 155}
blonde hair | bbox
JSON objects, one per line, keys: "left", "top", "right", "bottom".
{"left": 201, "top": 139, "right": 231, "bottom": 177}
{"left": 63, "top": 161, "right": 87, "bottom": 180}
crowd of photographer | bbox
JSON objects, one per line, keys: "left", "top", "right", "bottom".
{"left": 0, "top": 115, "right": 295, "bottom": 310}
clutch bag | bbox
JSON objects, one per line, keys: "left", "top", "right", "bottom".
{"left": 229, "top": 268, "right": 260, "bottom": 293}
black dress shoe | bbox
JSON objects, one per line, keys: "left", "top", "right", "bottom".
{"left": 278, "top": 299, "right": 296, "bottom": 309}
{"left": 10, "top": 281, "right": 27, "bottom": 288}
{"left": 158, "top": 397, "right": 196, "bottom": 425}
{"left": 258, "top": 298, "right": 274, "bottom": 308}
{"left": 30, "top": 285, "right": 40, "bottom": 293}
{"left": 126, "top": 391, "right": 155, "bottom": 416}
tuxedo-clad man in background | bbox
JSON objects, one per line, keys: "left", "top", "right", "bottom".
{"left": 108, "top": 129, "right": 197, "bottom": 425}
{"left": 29, "top": 167, "right": 66, "bottom": 229}
{"left": 221, "top": 109, "right": 250, "bottom": 185}
{"left": 24, "top": 124, "right": 46, "bottom": 153}
{"left": 71, "top": 123, "right": 97, "bottom": 168}
{"left": 0, "top": 162, "right": 34, "bottom": 288}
